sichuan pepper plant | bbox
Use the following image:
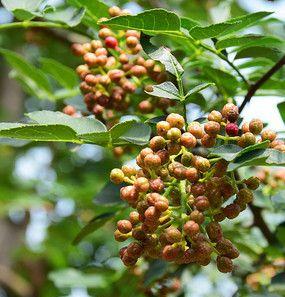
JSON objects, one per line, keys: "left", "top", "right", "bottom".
{"left": 0, "top": 0, "right": 285, "bottom": 296}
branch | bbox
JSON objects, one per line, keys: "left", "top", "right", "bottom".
{"left": 0, "top": 21, "right": 67, "bottom": 31}
{"left": 234, "top": 171, "right": 278, "bottom": 245}
{"left": 239, "top": 54, "right": 285, "bottom": 113}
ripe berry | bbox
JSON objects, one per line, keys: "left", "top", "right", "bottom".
{"left": 221, "top": 103, "right": 239, "bottom": 122}
{"left": 105, "top": 36, "right": 118, "bottom": 48}
{"left": 156, "top": 121, "right": 171, "bottom": 137}
{"left": 226, "top": 123, "right": 239, "bottom": 136}
{"left": 185, "top": 168, "right": 199, "bottom": 183}
{"left": 134, "top": 177, "right": 149, "bottom": 192}
{"left": 117, "top": 220, "right": 132, "bottom": 234}
{"left": 187, "top": 122, "right": 203, "bottom": 139}
{"left": 130, "top": 65, "right": 147, "bottom": 77}
{"left": 108, "top": 6, "right": 121, "bottom": 17}
{"left": 98, "top": 28, "right": 113, "bottom": 39}
{"left": 236, "top": 188, "right": 253, "bottom": 204}
{"left": 166, "top": 113, "right": 185, "bottom": 129}
{"left": 126, "top": 36, "right": 139, "bottom": 48}
{"left": 261, "top": 129, "right": 277, "bottom": 142}
{"left": 204, "top": 121, "right": 220, "bottom": 136}
{"left": 249, "top": 119, "right": 263, "bottom": 135}
{"left": 223, "top": 203, "right": 241, "bottom": 219}
{"left": 194, "top": 156, "right": 211, "bottom": 172}
{"left": 195, "top": 196, "right": 210, "bottom": 211}
{"left": 201, "top": 134, "right": 216, "bottom": 148}
{"left": 184, "top": 220, "right": 200, "bottom": 237}
{"left": 181, "top": 132, "right": 197, "bottom": 148}
{"left": 63, "top": 105, "right": 76, "bottom": 116}
{"left": 244, "top": 177, "right": 260, "bottom": 190}
{"left": 206, "top": 222, "right": 223, "bottom": 242}
{"left": 189, "top": 210, "right": 204, "bottom": 224}
{"left": 150, "top": 136, "right": 166, "bottom": 151}
{"left": 216, "top": 256, "right": 233, "bottom": 273}
{"left": 165, "top": 227, "right": 182, "bottom": 243}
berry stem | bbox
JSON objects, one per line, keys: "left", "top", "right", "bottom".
{"left": 217, "top": 134, "right": 239, "bottom": 141}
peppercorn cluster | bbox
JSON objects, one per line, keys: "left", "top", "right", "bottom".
{"left": 256, "top": 168, "right": 285, "bottom": 194}
{"left": 63, "top": 6, "right": 171, "bottom": 123}
{"left": 108, "top": 103, "right": 284, "bottom": 273}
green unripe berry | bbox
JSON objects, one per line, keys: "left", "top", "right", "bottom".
{"left": 167, "top": 127, "right": 182, "bottom": 141}
{"left": 110, "top": 168, "right": 125, "bottom": 184}
{"left": 208, "top": 110, "right": 223, "bottom": 123}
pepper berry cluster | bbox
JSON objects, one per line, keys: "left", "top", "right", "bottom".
{"left": 109, "top": 103, "right": 284, "bottom": 273}
{"left": 64, "top": 6, "right": 171, "bottom": 124}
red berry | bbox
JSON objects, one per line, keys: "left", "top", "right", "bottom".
{"left": 226, "top": 123, "right": 239, "bottom": 136}
{"left": 105, "top": 36, "right": 118, "bottom": 48}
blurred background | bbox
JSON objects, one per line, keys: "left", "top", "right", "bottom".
{"left": 0, "top": 0, "right": 285, "bottom": 297}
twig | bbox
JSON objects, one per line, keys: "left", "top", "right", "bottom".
{"left": 239, "top": 55, "right": 285, "bottom": 113}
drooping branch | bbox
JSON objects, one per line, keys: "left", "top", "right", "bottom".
{"left": 239, "top": 55, "right": 285, "bottom": 113}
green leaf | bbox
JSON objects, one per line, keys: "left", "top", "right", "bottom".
{"left": 49, "top": 269, "right": 107, "bottom": 288}
{"left": 235, "top": 47, "right": 283, "bottom": 62}
{"left": 119, "top": 122, "right": 152, "bottom": 146}
{"left": 68, "top": 0, "right": 109, "bottom": 21}
{"left": 228, "top": 149, "right": 285, "bottom": 171}
{"left": 143, "top": 260, "right": 168, "bottom": 286}
{"left": 210, "top": 144, "right": 242, "bottom": 161}
{"left": 210, "top": 141, "right": 270, "bottom": 162}
{"left": 277, "top": 102, "right": 285, "bottom": 123}
{"left": 271, "top": 272, "right": 285, "bottom": 293}
{"left": 109, "top": 120, "right": 138, "bottom": 140}
{"left": 0, "top": 48, "right": 53, "bottom": 99}
{"left": 40, "top": 58, "right": 79, "bottom": 89}
{"left": 79, "top": 120, "right": 151, "bottom": 146}
{"left": 238, "top": 58, "right": 274, "bottom": 69}
{"left": 98, "top": 9, "right": 181, "bottom": 36}
{"left": 94, "top": 182, "right": 125, "bottom": 206}
{"left": 27, "top": 111, "right": 106, "bottom": 135}
{"left": 72, "top": 212, "right": 115, "bottom": 245}
{"left": 180, "top": 17, "right": 199, "bottom": 31}
{"left": 145, "top": 81, "right": 180, "bottom": 100}
{"left": 1, "top": 0, "right": 44, "bottom": 20}
{"left": 202, "top": 67, "right": 238, "bottom": 95}
{"left": 148, "top": 47, "right": 184, "bottom": 77}
{"left": 189, "top": 11, "right": 272, "bottom": 40}
{"left": 0, "top": 123, "right": 80, "bottom": 143}
{"left": 216, "top": 35, "right": 283, "bottom": 50}
{"left": 44, "top": 7, "right": 85, "bottom": 27}
{"left": 184, "top": 83, "right": 214, "bottom": 102}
